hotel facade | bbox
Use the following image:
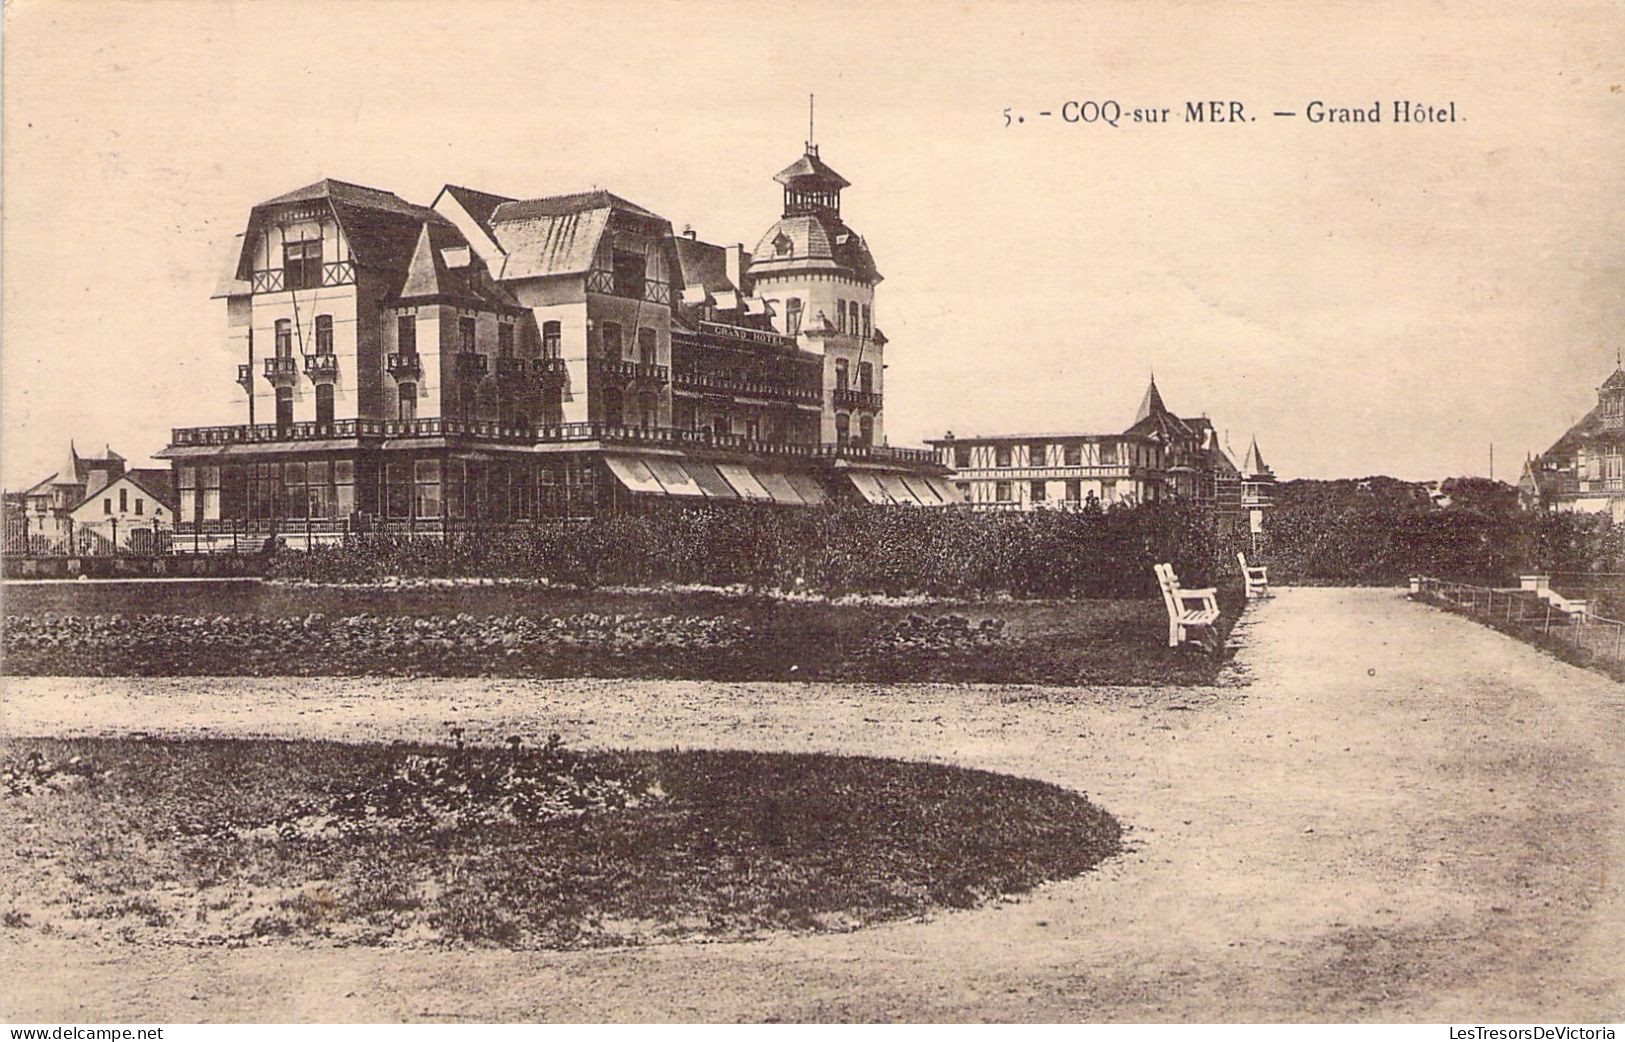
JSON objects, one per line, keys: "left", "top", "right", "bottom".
{"left": 930, "top": 378, "right": 1270, "bottom": 536}
{"left": 158, "top": 146, "right": 954, "bottom": 545}
{"left": 1521, "top": 363, "right": 1625, "bottom": 521}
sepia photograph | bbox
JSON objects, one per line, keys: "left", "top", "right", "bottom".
{"left": 1, "top": 0, "right": 1622, "bottom": 1030}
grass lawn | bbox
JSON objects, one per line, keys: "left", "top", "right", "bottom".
{"left": 1, "top": 580, "right": 1243, "bottom": 685}
{"left": 0, "top": 737, "right": 1121, "bottom": 950}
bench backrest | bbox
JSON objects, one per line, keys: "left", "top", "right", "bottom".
{"left": 1154, "top": 562, "right": 1180, "bottom": 618}
{"left": 1237, "top": 551, "right": 1250, "bottom": 571}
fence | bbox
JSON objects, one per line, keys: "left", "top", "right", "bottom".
{"left": 1414, "top": 575, "right": 1625, "bottom": 675}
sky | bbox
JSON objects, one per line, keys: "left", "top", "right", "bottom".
{"left": 4, "top": 0, "right": 1623, "bottom": 486}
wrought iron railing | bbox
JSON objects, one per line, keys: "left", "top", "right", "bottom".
{"left": 493, "top": 356, "right": 526, "bottom": 378}
{"left": 386, "top": 352, "right": 422, "bottom": 377}
{"left": 455, "top": 352, "right": 489, "bottom": 377}
{"left": 671, "top": 369, "right": 822, "bottom": 403}
{"left": 263, "top": 357, "right": 299, "bottom": 381}
{"left": 593, "top": 358, "right": 669, "bottom": 383}
{"left": 832, "top": 388, "right": 883, "bottom": 410}
{"left": 304, "top": 354, "right": 339, "bottom": 378}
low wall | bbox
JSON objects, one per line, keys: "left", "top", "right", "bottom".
{"left": 2, "top": 554, "right": 266, "bottom": 581}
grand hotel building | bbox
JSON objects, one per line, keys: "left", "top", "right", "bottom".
{"left": 158, "top": 146, "right": 954, "bottom": 543}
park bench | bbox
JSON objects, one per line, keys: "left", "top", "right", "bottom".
{"left": 1237, "top": 552, "right": 1270, "bottom": 599}
{"left": 1155, "top": 562, "right": 1221, "bottom": 649}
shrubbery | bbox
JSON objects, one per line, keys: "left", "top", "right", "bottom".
{"left": 269, "top": 500, "right": 1236, "bottom": 599}
{"left": 1263, "top": 476, "right": 1625, "bottom": 586}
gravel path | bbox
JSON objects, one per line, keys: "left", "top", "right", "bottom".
{"left": 3, "top": 587, "right": 1622, "bottom": 1022}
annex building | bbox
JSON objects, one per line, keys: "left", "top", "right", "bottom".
{"left": 10, "top": 443, "right": 176, "bottom": 552}
{"left": 929, "top": 378, "right": 1270, "bottom": 535}
{"left": 1521, "top": 362, "right": 1625, "bottom": 520}
{"left": 157, "top": 144, "right": 954, "bottom": 546}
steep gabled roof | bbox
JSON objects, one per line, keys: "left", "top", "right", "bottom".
{"left": 1241, "top": 437, "right": 1272, "bottom": 478}
{"left": 124, "top": 468, "right": 177, "bottom": 509}
{"left": 235, "top": 178, "right": 451, "bottom": 280}
{"left": 395, "top": 223, "right": 521, "bottom": 310}
{"left": 439, "top": 184, "right": 516, "bottom": 233}
{"left": 491, "top": 189, "right": 664, "bottom": 223}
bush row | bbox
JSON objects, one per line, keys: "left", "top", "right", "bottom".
{"left": 268, "top": 501, "right": 1239, "bottom": 598}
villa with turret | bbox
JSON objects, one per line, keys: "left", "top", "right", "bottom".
{"left": 1521, "top": 362, "right": 1625, "bottom": 521}
{"left": 155, "top": 143, "right": 955, "bottom": 543}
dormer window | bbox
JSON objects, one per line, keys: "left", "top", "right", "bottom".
{"left": 773, "top": 233, "right": 793, "bottom": 256}
{"left": 283, "top": 238, "right": 322, "bottom": 291}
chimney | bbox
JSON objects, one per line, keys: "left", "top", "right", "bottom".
{"left": 725, "top": 244, "right": 745, "bottom": 292}
{"left": 682, "top": 224, "right": 697, "bottom": 240}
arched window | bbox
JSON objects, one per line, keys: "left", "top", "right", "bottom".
{"left": 274, "top": 319, "right": 292, "bottom": 358}
{"left": 858, "top": 414, "right": 874, "bottom": 446}
{"left": 835, "top": 412, "right": 850, "bottom": 446}
{"left": 601, "top": 321, "right": 622, "bottom": 358}
{"left": 398, "top": 382, "right": 416, "bottom": 421}
{"left": 315, "top": 384, "right": 334, "bottom": 426}
{"left": 858, "top": 361, "right": 873, "bottom": 393}
{"left": 834, "top": 358, "right": 849, "bottom": 391}
{"left": 542, "top": 320, "right": 561, "bottom": 357}
{"left": 785, "top": 297, "right": 803, "bottom": 336}
{"left": 639, "top": 392, "right": 658, "bottom": 430}
{"left": 862, "top": 305, "right": 872, "bottom": 338}
{"left": 638, "top": 328, "right": 657, "bottom": 366}
{"left": 836, "top": 300, "right": 846, "bottom": 333}
{"left": 315, "top": 315, "right": 333, "bottom": 355}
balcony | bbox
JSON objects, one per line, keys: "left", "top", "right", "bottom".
{"left": 236, "top": 364, "right": 253, "bottom": 391}
{"left": 672, "top": 369, "right": 822, "bottom": 404}
{"left": 594, "top": 358, "right": 669, "bottom": 384}
{"left": 262, "top": 357, "right": 299, "bottom": 386}
{"left": 494, "top": 355, "right": 526, "bottom": 379}
{"left": 532, "top": 357, "right": 568, "bottom": 383}
{"left": 304, "top": 353, "right": 339, "bottom": 381}
{"left": 386, "top": 352, "right": 422, "bottom": 378}
{"left": 165, "top": 419, "right": 946, "bottom": 467}
{"left": 454, "top": 352, "right": 489, "bottom": 378}
{"left": 248, "top": 260, "right": 357, "bottom": 294}
{"left": 585, "top": 269, "right": 671, "bottom": 306}
{"left": 832, "top": 388, "right": 883, "bottom": 410}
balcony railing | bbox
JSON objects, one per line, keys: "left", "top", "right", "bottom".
{"left": 494, "top": 355, "right": 526, "bottom": 379}
{"left": 455, "top": 352, "right": 489, "bottom": 378}
{"left": 672, "top": 369, "right": 822, "bottom": 404}
{"left": 532, "top": 357, "right": 568, "bottom": 383}
{"left": 263, "top": 357, "right": 299, "bottom": 383}
{"left": 236, "top": 364, "right": 253, "bottom": 390}
{"left": 386, "top": 352, "right": 422, "bottom": 378}
{"left": 832, "top": 387, "right": 883, "bottom": 410}
{"left": 585, "top": 269, "right": 671, "bottom": 306}
{"left": 248, "top": 261, "right": 357, "bottom": 294}
{"left": 304, "top": 353, "right": 339, "bottom": 380}
{"left": 594, "top": 358, "right": 669, "bottom": 383}
{"left": 167, "top": 420, "right": 945, "bottom": 465}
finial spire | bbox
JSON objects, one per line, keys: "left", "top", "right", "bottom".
{"left": 807, "top": 93, "right": 816, "bottom": 154}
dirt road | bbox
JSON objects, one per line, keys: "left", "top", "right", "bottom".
{"left": 4, "top": 588, "right": 1622, "bottom": 1022}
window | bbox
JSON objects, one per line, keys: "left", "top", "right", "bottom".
{"left": 836, "top": 300, "right": 847, "bottom": 333}
{"left": 119, "top": 488, "right": 128, "bottom": 512}
{"left": 638, "top": 327, "right": 657, "bottom": 365}
{"left": 953, "top": 445, "right": 971, "bottom": 468}
{"left": 386, "top": 461, "right": 411, "bottom": 519}
{"left": 283, "top": 238, "right": 322, "bottom": 291}
{"left": 995, "top": 445, "right": 1013, "bottom": 468}
{"left": 862, "top": 305, "right": 872, "bottom": 338}
{"left": 461, "top": 383, "right": 477, "bottom": 419}
{"left": 1101, "top": 479, "right": 1117, "bottom": 501}
{"left": 398, "top": 382, "right": 417, "bottom": 421}
{"left": 498, "top": 322, "right": 514, "bottom": 357}
{"left": 835, "top": 412, "right": 851, "bottom": 445}
{"left": 274, "top": 319, "right": 293, "bottom": 359}
{"left": 135, "top": 498, "right": 144, "bottom": 515}
{"left": 542, "top": 386, "right": 563, "bottom": 426}
{"left": 315, "top": 314, "right": 333, "bottom": 355}
{"left": 542, "top": 320, "right": 561, "bottom": 357}
{"left": 601, "top": 321, "right": 622, "bottom": 358}
{"left": 414, "top": 459, "right": 441, "bottom": 519}
{"left": 334, "top": 460, "right": 355, "bottom": 518}
{"left": 639, "top": 391, "right": 658, "bottom": 430}
{"left": 603, "top": 386, "right": 623, "bottom": 427}
{"left": 611, "top": 250, "right": 646, "bottom": 297}
{"left": 995, "top": 481, "right": 1013, "bottom": 502}
{"left": 284, "top": 462, "right": 307, "bottom": 519}
{"left": 397, "top": 315, "right": 417, "bottom": 355}
{"left": 1064, "top": 443, "right": 1083, "bottom": 466}
{"left": 275, "top": 386, "right": 294, "bottom": 428}
{"left": 858, "top": 362, "right": 873, "bottom": 392}
{"left": 835, "top": 358, "right": 849, "bottom": 391}
{"left": 315, "top": 383, "right": 335, "bottom": 426}
{"left": 1028, "top": 442, "right": 1047, "bottom": 466}
{"left": 786, "top": 298, "right": 803, "bottom": 336}
{"left": 1100, "top": 441, "right": 1119, "bottom": 464}
{"left": 1031, "top": 481, "right": 1047, "bottom": 502}
{"left": 306, "top": 461, "right": 330, "bottom": 520}
{"left": 858, "top": 414, "right": 874, "bottom": 446}
{"left": 1065, "top": 479, "right": 1081, "bottom": 503}
{"left": 103, "top": 498, "right": 112, "bottom": 515}
{"left": 713, "top": 414, "right": 730, "bottom": 438}
{"left": 459, "top": 316, "right": 477, "bottom": 353}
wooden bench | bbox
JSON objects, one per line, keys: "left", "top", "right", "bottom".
{"left": 1155, "top": 562, "right": 1221, "bottom": 648}
{"left": 1237, "top": 552, "right": 1270, "bottom": 599}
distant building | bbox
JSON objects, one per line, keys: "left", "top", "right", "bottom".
{"left": 1522, "top": 364, "right": 1625, "bottom": 521}
{"left": 157, "top": 141, "right": 953, "bottom": 546}
{"left": 11, "top": 443, "right": 175, "bottom": 550}
{"left": 1239, "top": 436, "right": 1276, "bottom": 542}
{"left": 929, "top": 377, "right": 1254, "bottom": 530}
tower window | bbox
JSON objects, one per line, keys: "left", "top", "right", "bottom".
{"left": 459, "top": 316, "right": 477, "bottom": 353}
{"left": 398, "top": 315, "right": 416, "bottom": 355}
{"left": 858, "top": 362, "right": 873, "bottom": 392}
{"left": 398, "top": 382, "right": 417, "bottom": 421}
{"left": 785, "top": 298, "right": 803, "bottom": 336}
{"left": 498, "top": 322, "right": 514, "bottom": 357}
{"left": 835, "top": 358, "right": 849, "bottom": 391}
{"left": 858, "top": 414, "right": 874, "bottom": 446}
{"left": 862, "top": 305, "right": 872, "bottom": 338}
{"left": 836, "top": 300, "right": 846, "bottom": 333}
{"left": 601, "top": 321, "right": 622, "bottom": 358}
{"left": 638, "top": 327, "right": 657, "bottom": 365}
{"left": 835, "top": 412, "right": 851, "bottom": 446}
